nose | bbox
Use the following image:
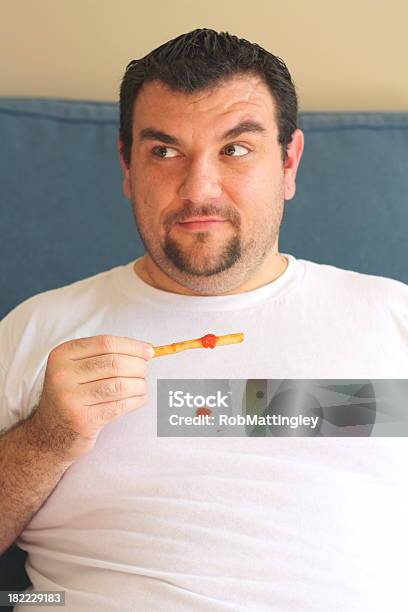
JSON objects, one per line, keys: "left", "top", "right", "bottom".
{"left": 178, "top": 156, "right": 223, "bottom": 203}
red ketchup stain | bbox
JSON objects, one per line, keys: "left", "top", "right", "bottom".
{"left": 200, "top": 334, "right": 217, "bottom": 349}
{"left": 195, "top": 407, "right": 213, "bottom": 417}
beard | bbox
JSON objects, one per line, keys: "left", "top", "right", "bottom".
{"left": 129, "top": 191, "right": 284, "bottom": 294}
{"left": 162, "top": 230, "right": 242, "bottom": 276}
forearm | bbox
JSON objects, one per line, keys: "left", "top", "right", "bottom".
{"left": 0, "top": 408, "right": 75, "bottom": 555}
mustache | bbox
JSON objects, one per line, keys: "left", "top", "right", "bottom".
{"left": 167, "top": 205, "right": 240, "bottom": 227}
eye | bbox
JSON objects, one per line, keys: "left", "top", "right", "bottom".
{"left": 223, "top": 144, "right": 250, "bottom": 157}
{"left": 152, "top": 146, "right": 179, "bottom": 159}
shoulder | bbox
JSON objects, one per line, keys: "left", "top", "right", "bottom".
{"left": 302, "top": 258, "right": 407, "bottom": 303}
{"left": 299, "top": 259, "right": 407, "bottom": 335}
{"left": 0, "top": 263, "right": 125, "bottom": 368}
{"left": 0, "top": 264, "right": 127, "bottom": 428}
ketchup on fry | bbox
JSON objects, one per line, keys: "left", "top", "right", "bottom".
{"left": 200, "top": 334, "right": 217, "bottom": 348}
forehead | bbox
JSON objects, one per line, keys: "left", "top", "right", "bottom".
{"left": 132, "top": 74, "right": 277, "bottom": 135}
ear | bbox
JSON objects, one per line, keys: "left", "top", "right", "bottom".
{"left": 283, "top": 129, "right": 304, "bottom": 201}
{"left": 117, "top": 137, "right": 131, "bottom": 199}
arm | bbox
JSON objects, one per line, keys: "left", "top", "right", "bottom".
{"left": 0, "top": 407, "right": 75, "bottom": 555}
{"left": 0, "top": 333, "right": 153, "bottom": 555}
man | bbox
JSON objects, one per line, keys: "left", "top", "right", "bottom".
{"left": 0, "top": 28, "right": 407, "bottom": 611}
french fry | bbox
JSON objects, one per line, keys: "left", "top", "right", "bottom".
{"left": 153, "top": 332, "right": 244, "bottom": 358}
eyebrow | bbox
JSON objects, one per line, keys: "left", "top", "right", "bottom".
{"left": 138, "top": 120, "right": 268, "bottom": 146}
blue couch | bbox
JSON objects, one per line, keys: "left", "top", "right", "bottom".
{"left": 1, "top": 98, "right": 407, "bottom": 599}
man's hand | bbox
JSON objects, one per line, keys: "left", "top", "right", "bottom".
{"left": 31, "top": 335, "right": 155, "bottom": 461}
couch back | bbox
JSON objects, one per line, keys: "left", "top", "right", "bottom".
{"left": 1, "top": 98, "right": 407, "bottom": 320}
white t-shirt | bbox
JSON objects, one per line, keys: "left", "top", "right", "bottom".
{"left": 1, "top": 253, "right": 407, "bottom": 611}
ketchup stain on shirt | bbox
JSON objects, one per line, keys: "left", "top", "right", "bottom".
{"left": 195, "top": 407, "right": 213, "bottom": 417}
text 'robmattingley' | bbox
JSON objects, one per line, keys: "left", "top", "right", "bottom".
{"left": 168, "top": 413, "right": 320, "bottom": 430}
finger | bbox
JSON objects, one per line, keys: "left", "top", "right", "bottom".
{"left": 85, "top": 394, "right": 148, "bottom": 425}
{"left": 80, "top": 377, "right": 148, "bottom": 406}
{"left": 73, "top": 353, "right": 148, "bottom": 384}
{"left": 56, "top": 335, "right": 155, "bottom": 361}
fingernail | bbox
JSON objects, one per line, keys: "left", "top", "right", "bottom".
{"left": 144, "top": 345, "right": 156, "bottom": 359}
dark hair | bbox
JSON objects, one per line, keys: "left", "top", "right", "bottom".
{"left": 119, "top": 28, "right": 298, "bottom": 167}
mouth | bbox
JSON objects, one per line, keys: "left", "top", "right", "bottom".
{"left": 177, "top": 218, "right": 229, "bottom": 232}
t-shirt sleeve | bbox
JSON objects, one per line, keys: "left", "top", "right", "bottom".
{"left": 0, "top": 304, "right": 44, "bottom": 434}
{"left": 0, "top": 357, "right": 12, "bottom": 434}
{"left": 0, "top": 308, "right": 20, "bottom": 433}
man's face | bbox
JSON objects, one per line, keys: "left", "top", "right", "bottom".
{"left": 120, "top": 74, "right": 303, "bottom": 293}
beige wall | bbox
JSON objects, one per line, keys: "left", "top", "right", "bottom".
{"left": 0, "top": 0, "right": 406, "bottom": 110}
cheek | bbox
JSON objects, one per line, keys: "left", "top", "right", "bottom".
{"left": 228, "top": 167, "right": 284, "bottom": 232}
{"left": 131, "top": 171, "right": 174, "bottom": 235}
{"left": 251, "top": 164, "right": 284, "bottom": 205}
{"left": 227, "top": 167, "right": 276, "bottom": 208}
{"left": 131, "top": 166, "right": 161, "bottom": 209}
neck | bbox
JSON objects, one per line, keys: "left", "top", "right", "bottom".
{"left": 133, "top": 252, "right": 288, "bottom": 296}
